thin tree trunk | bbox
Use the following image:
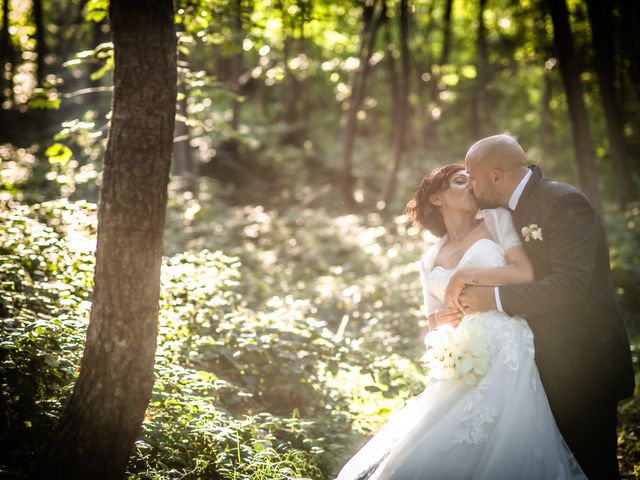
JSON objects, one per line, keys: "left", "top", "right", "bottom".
{"left": 540, "top": 67, "right": 554, "bottom": 154}
{"left": 476, "top": 0, "right": 493, "bottom": 134}
{"left": 535, "top": 8, "right": 556, "bottom": 155}
{"left": 30, "top": 1, "right": 177, "bottom": 479}
{"left": 617, "top": 0, "right": 640, "bottom": 104}
{"left": 231, "top": 0, "right": 243, "bottom": 131}
{"left": 424, "top": 0, "right": 454, "bottom": 143}
{"left": 280, "top": 1, "right": 302, "bottom": 145}
{"left": 0, "top": 0, "right": 16, "bottom": 105}
{"left": 298, "top": 1, "right": 310, "bottom": 135}
{"left": 429, "top": 0, "right": 453, "bottom": 102}
{"left": 173, "top": 89, "right": 192, "bottom": 181}
{"left": 382, "top": 0, "right": 410, "bottom": 208}
{"left": 440, "top": 0, "right": 453, "bottom": 69}
{"left": 383, "top": 0, "right": 398, "bottom": 143}
{"left": 33, "top": 0, "right": 46, "bottom": 87}
{"left": 173, "top": 45, "right": 194, "bottom": 192}
{"left": 545, "top": 0, "right": 601, "bottom": 208}
{"left": 339, "top": 0, "right": 384, "bottom": 210}
{"left": 85, "top": 18, "right": 108, "bottom": 95}
{"left": 585, "top": 0, "right": 635, "bottom": 208}
{"left": 415, "top": 0, "right": 437, "bottom": 148}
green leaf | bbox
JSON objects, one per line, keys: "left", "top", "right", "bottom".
{"left": 27, "top": 96, "right": 61, "bottom": 110}
{"left": 45, "top": 144, "right": 73, "bottom": 166}
{"left": 85, "top": 10, "right": 107, "bottom": 23}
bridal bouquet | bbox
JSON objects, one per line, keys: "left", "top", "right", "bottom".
{"left": 422, "top": 321, "right": 491, "bottom": 386}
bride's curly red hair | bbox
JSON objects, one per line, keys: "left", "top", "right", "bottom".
{"left": 404, "top": 163, "right": 465, "bottom": 237}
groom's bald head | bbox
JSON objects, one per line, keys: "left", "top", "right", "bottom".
{"left": 464, "top": 134, "right": 529, "bottom": 209}
{"left": 465, "top": 134, "right": 528, "bottom": 172}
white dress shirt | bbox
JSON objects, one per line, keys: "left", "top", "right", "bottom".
{"left": 494, "top": 168, "right": 532, "bottom": 311}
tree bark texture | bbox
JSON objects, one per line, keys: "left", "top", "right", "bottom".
{"left": 545, "top": 0, "right": 601, "bottom": 209}
{"left": 339, "top": 0, "right": 384, "bottom": 210}
{"left": 585, "top": 0, "right": 636, "bottom": 208}
{"left": 382, "top": 0, "right": 410, "bottom": 207}
{"left": 31, "top": 1, "right": 177, "bottom": 479}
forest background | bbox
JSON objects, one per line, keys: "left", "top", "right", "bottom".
{"left": 1, "top": 0, "right": 639, "bottom": 478}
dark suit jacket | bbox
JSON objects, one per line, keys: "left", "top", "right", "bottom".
{"left": 499, "top": 165, "right": 635, "bottom": 402}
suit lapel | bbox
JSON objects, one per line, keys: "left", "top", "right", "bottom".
{"left": 512, "top": 164, "right": 543, "bottom": 228}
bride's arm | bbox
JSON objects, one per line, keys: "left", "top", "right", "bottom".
{"left": 445, "top": 246, "right": 534, "bottom": 310}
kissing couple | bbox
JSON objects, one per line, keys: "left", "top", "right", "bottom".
{"left": 337, "top": 134, "right": 635, "bottom": 479}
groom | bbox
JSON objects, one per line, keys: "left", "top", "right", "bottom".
{"left": 459, "top": 134, "right": 635, "bottom": 479}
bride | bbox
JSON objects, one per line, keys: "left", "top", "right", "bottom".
{"left": 336, "top": 164, "right": 586, "bottom": 480}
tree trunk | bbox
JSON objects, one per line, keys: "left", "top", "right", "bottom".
{"left": 339, "top": 0, "right": 384, "bottom": 210}
{"left": 30, "top": 1, "right": 177, "bottom": 479}
{"left": 383, "top": 0, "right": 398, "bottom": 143}
{"left": 429, "top": 0, "right": 453, "bottom": 102}
{"left": 172, "top": 20, "right": 194, "bottom": 190}
{"left": 280, "top": 0, "right": 303, "bottom": 145}
{"left": 585, "top": 0, "right": 635, "bottom": 208}
{"left": 617, "top": 0, "right": 640, "bottom": 104}
{"left": 231, "top": 0, "right": 243, "bottom": 132}
{"left": 476, "top": 0, "right": 494, "bottom": 134}
{"left": 32, "top": 0, "right": 46, "bottom": 87}
{"left": 423, "top": 0, "right": 453, "bottom": 143}
{"left": 535, "top": 8, "right": 556, "bottom": 155}
{"left": 0, "top": 0, "right": 16, "bottom": 105}
{"left": 540, "top": 66, "right": 554, "bottom": 154}
{"left": 381, "top": 0, "right": 410, "bottom": 208}
{"left": 414, "top": 0, "right": 437, "bottom": 148}
{"left": 173, "top": 81, "right": 194, "bottom": 191}
{"left": 545, "top": 0, "right": 601, "bottom": 208}
{"left": 297, "top": 1, "right": 310, "bottom": 136}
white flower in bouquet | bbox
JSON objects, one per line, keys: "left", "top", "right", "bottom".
{"left": 422, "top": 321, "right": 491, "bottom": 386}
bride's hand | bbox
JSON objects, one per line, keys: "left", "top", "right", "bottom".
{"left": 445, "top": 271, "right": 468, "bottom": 311}
{"left": 428, "top": 308, "right": 463, "bottom": 330}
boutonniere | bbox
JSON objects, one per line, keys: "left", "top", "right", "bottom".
{"left": 521, "top": 224, "right": 543, "bottom": 242}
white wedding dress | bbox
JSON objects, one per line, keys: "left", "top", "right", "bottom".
{"left": 336, "top": 209, "right": 587, "bottom": 480}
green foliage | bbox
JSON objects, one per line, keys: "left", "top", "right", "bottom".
{"left": 0, "top": 200, "right": 95, "bottom": 475}
{"left": 2, "top": 0, "right": 640, "bottom": 475}
{"left": 605, "top": 202, "right": 640, "bottom": 328}
{"left": 2, "top": 188, "right": 640, "bottom": 478}
{"left": 163, "top": 177, "right": 431, "bottom": 359}
{"left": 0, "top": 199, "right": 428, "bottom": 479}
{"left": 27, "top": 89, "right": 61, "bottom": 110}
{"left": 84, "top": 0, "right": 109, "bottom": 23}
{"left": 617, "top": 334, "right": 640, "bottom": 479}
{"left": 45, "top": 143, "right": 73, "bottom": 166}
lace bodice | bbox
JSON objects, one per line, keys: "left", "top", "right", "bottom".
{"left": 427, "top": 238, "right": 506, "bottom": 310}
{"left": 419, "top": 208, "right": 523, "bottom": 317}
{"left": 426, "top": 237, "right": 535, "bottom": 364}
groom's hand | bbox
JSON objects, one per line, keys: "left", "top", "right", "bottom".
{"left": 459, "top": 286, "right": 496, "bottom": 314}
